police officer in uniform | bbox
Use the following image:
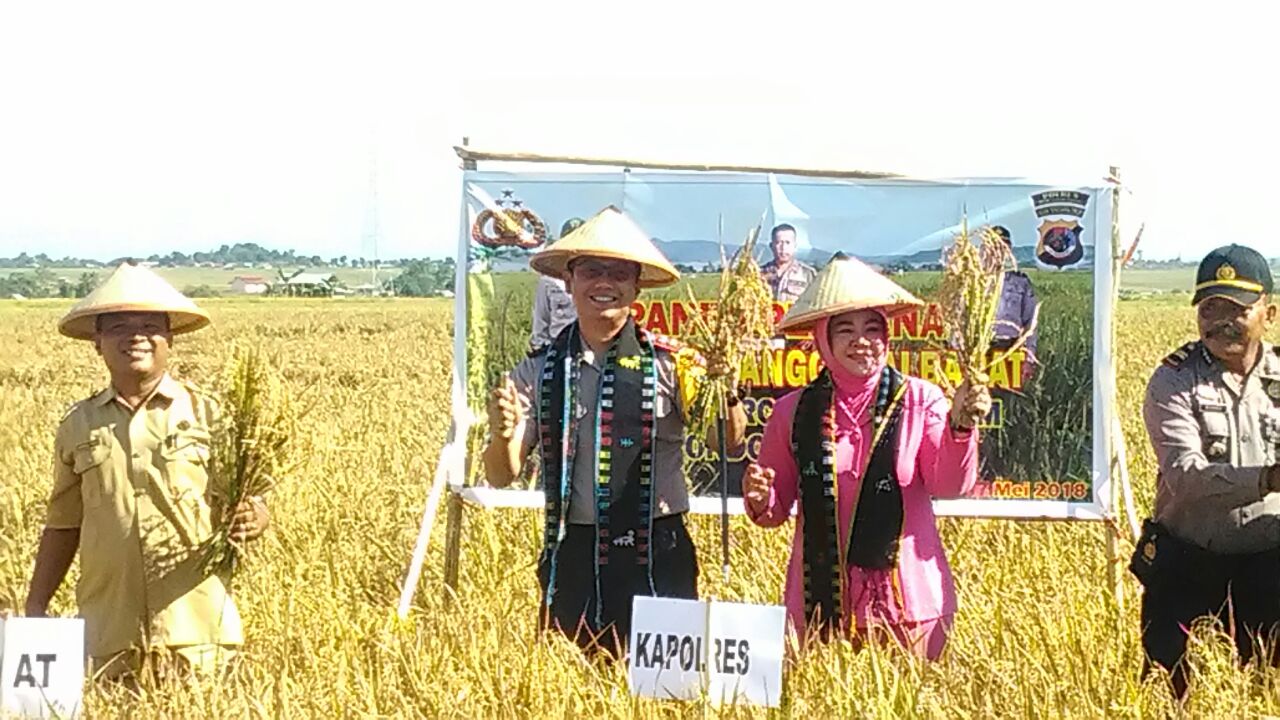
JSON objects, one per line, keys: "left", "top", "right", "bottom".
{"left": 760, "top": 223, "right": 817, "bottom": 303}
{"left": 1131, "top": 243, "right": 1280, "bottom": 698}
{"left": 487, "top": 206, "right": 746, "bottom": 658}
{"left": 990, "top": 226, "right": 1039, "bottom": 367}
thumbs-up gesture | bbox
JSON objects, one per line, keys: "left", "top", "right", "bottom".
{"left": 742, "top": 463, "right": 775, "bottom": 515}
{"left": 488, "top": 374, "right": 527, "bottom": 441}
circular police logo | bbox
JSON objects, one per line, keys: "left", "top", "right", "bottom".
{"left": 1217, "top": 264, "right": 1237, "bottom": 281}
{"left": 1267, "top": 382, "right": 1280, "bottom": 399}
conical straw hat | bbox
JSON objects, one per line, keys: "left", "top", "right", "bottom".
{"left": 528, "top": 205, "right": 680, "bottom": 288}
{"left": 778, "top": 252, "right": 924, "bottom": 332}
{"left": 58, "top": 262, "right": 212, "bottom": 340}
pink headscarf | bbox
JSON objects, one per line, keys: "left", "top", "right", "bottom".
{"left": 814, "top": 309, "right": 890, "bottom": 436}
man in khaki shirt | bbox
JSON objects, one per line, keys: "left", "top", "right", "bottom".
{"left": 24, "top": 262, "right": 269, "bottom": 683}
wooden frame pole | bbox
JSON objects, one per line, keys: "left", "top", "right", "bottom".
{"left": 1106, "top": 165, "right": 1125, "bottom": 613}
{"left": 442, "top": 489, "right": 465, "bottom": 598}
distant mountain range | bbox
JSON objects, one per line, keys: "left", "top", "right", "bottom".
{"left": 650, "top": 239, "right": 1091, "bottom": 269}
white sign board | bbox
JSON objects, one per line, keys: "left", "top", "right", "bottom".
{"left": 628, "top": 596, "right": 786, "bottom": 708}
{"left": 705, "top": 599, "right": 787, "bottom": 707}
{"left": 0, "top": 617, "right": 85, "bottom": 719}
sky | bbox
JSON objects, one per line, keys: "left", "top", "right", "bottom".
{"left": 1, "top": 1, "right": 1277, "bottom": 263}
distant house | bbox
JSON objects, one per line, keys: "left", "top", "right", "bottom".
{"left": 229, "top": 275, "right": 270, "bottom": 294}
{"left": 349, "top": 282, "right": 383, "bottom": 296}
{"left": 278, "top": 271, "right": 339, "bottom": 297}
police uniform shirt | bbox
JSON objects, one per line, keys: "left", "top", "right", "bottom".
{"left": 994, "top": 271, "right": 1039, "bottom": 355}
{"left": 45, "top": 373, "right": 243, "bottom": 661}
{"left": 531, "top": 276, "right": 577, "bottom": 349}
{"left": 509, "top": 333, "right": 693, "bottom": 524}
{"left": 1144, "top": 341, "right": 1280, "bottom": 553}
{"left": 760, "top": 259, "right": 817, "bottom": 304}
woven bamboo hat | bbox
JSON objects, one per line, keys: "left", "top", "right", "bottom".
{"left": 778, "top": 252, "right": 924, "bottom": 332}
{"left": 528, "top": 205, "right": 680, "bottom": 288}
{"left": 58, "top": 262, "right": 211, "bottom": 340}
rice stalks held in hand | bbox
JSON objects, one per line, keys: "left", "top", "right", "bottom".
{"left": 201, "top": 343, "right": 299, "bottom": 577}
{"left": 937, "top": 216, "right": 1038, "bottom": 391}
{"left": 681, "top": 222, "right": 776, "bottom": 453}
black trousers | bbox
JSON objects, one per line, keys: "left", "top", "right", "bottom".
{"left": 1137, "top": 529, "right": 1280, "bottom": 697}
{"left": 537, "top": 513, "right": 699, "bottom": 658}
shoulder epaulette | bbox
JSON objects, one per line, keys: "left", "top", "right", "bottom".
{"left": 1161, "top": 341, "right": 1203, "bottom": 370}
{"left": 649, "top": 332, "right": 685, "bottom": 352}
{"left": 649, "top": 333, "right": 707, "bottom": 364}
{"left": 60, "top": 395, "right": 93, "bottom": 423}
{"left": 178, "top": 379, "right": 217, "bottom": 403}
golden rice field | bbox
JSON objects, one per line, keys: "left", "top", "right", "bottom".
{"left": 1, "top": 294, "right": 1278, "bottom": 718}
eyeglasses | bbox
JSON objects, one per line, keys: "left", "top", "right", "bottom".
{"left": 570, "top": 260, "right": 638, "bottom": 283}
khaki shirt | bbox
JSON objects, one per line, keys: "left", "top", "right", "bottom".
{"left": 509, "top": 327, "right": 695, "bottom": 524}
{"left": 760, "top": 259, "right": 817, "bottom": 303}
{"left": 46, "top": 373, "right": 242, "bottom": 660}
{"left": 531, "top": 276, "right": 577, "bottom": 350}
{"left": 1145, "top": 341, "right": 1280, "bottom": 553}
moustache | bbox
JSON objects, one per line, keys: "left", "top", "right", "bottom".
{"left": 1206, "top": 323, "right": 1244, "bottom": 340}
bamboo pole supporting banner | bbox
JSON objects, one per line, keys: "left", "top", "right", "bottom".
{"left": 442, "top": 490, "right": 465, "bottom": 597}
{"left": 397, "top": 440, "right": 463, "bottom": 618}
{"left": 1105, "top": 165, "right": 1125, "bottom": 612}
{"left": 453, "top": 146, "right": 901, "bottom": 181}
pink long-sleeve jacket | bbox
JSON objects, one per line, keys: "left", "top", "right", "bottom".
{"left": 746, "top": 370, "right": 979, "bottom": 638}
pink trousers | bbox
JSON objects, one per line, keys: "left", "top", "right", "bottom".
{"left": 851, "top": 615, "right": 953, "bottom": 661}
{"left": 788, "top": 614, "right": 953, "bottom": 661}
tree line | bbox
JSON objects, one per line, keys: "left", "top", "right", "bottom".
{"left": 0, "top": 259, "right": 456, "bottom": 299}
{"left": 0, "top": 243, "right": 425, "bottom": 270}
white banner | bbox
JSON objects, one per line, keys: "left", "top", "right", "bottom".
{"left": 456, "top": 163, "right": 1117, "bottom": 521}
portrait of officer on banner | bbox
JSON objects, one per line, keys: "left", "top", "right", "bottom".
{"left": 991, "top": 225, "right": 1040, "bottom": 381}
{"left": 760, "top": 223, "right": 817, "bottom": 303}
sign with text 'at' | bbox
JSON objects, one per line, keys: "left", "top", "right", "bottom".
{"left": 0, "top": 617, "right": 84, "bottom": 719}
{"left": 628, "top": 596, "right": 786, "bottom": 708}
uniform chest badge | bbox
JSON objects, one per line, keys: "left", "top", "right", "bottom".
{"left": 1142, "top": 541, "right": 1157, "bottom": 563}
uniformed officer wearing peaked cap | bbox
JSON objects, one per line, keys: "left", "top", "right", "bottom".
{"left": 24, "top": 262, "right": 270, "bottom": 685}
{"left": 1131, "top": 243, "right": 1280, "bottom": 698}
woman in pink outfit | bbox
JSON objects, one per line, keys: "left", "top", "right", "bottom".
{"left": 743, "top": 254, "right": 990, "bottom": 660}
